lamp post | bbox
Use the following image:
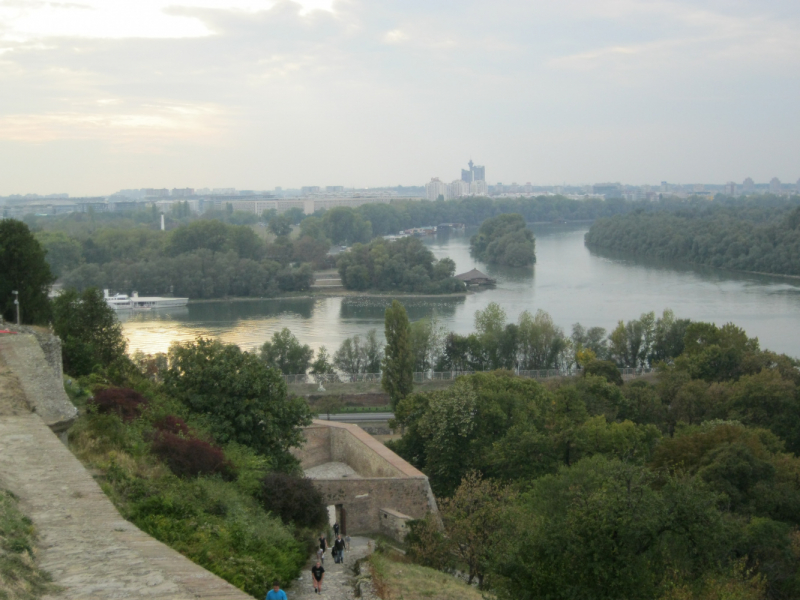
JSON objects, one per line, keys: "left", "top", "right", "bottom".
{"left": 12, "top": 290, "right": 19, "bottom": 325}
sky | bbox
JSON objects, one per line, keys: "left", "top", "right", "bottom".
{"left": 0, "top": 0, "right": 798, "bottom": 196}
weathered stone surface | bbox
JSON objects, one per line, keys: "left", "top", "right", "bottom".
{"left": 0, "top": 333, "right": 77, "bottom": 434}
{"left": 378, "top": 508, "right": 412, "bottom": 542}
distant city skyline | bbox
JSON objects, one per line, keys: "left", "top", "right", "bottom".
{"left": 3, "top": 175, "right": 799, "bottom": 202}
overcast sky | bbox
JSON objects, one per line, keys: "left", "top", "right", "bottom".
{"left": 0, "top": 0, "right": 798, "bottom": 196}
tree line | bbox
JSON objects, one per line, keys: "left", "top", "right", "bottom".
{"left": 585, "top": 197, "right": 800, "bottom": 276}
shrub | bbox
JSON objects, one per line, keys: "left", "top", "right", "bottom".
{"left": 151, "top": 431, "right": 235, "bottom": 480}
{"left": 258, "top": 472, "right": 327, "bottom": 528}
{"left": 153, "top": 415, "right": 191, "bottom": 436}
{"left": 89, "top": 387, "right": 148, "bottom": 421}
{"left": 582, "top": 359, "right": 624, "bottom": 386}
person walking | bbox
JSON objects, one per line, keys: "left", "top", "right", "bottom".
{"left": 317, "top": 533, "right": 327, "bottom": 564}
{"left": 333, "top": 534, "right": 345, "bottom": 564}
{"left": 266, "top": 580, "right": 287, "bottom": 600}
{"left": 311, "top": 560, "right": 325, "bottom": 594}
{"left": 333, "top": 522, "right": 340, "bottom": 537}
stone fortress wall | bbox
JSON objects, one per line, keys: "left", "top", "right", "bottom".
{"left": 294, "top": 420, "right": 439, "bottom": 538}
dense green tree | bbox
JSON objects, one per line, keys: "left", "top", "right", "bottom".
{"left": 267, "top": 215, "right": 292, "bottom": 237}
{"left": 583, "top": 359, "right": 624, "bottom": 385}
{"left": 310, "top": 346, "right": 335, "bottom": 375}
{"left": 493, "top": 456, "right": 726, "bottom": 600}
{"left": 410, "top": 316, "right": 447, "bottom": 372}
{"left": 35, "top": 230, "right": 84, "bottom": 278}
{"left": 51, "top": 287, "right": 127, "bottom": 375}
{"left": 259, "top": 328, "right": 314, "bottom": 374}
{"left": 585, "top": 197, "right": 800, "bottom": 277}
{"left": 333, "top": 330, "right": 383, "bottom": 376}
{"left": 336, "top": 236, "right": 465, "bottom": 294}
{"left": 470, "top": 213, "right": 536, "bottom": 266}
{"left": 322, "top": 207, "right": 372, "bottom": 245}
{"left": 382, "top": 300, "right": 414, "bottom": 409}
{"left": 0, "top": 219, "right": 54, "bottom": 324}
{"left": 164, "top": 338, "right": 312, "bottom": 467}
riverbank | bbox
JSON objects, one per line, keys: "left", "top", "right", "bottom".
{"left": 186, "top": 290, "right": 471, "bottom": 304}
{"left": 585, "top": 241, "right": 800, "bottom": 282}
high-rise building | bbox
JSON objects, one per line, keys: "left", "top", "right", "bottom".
{"left": 460, "top": 159, "right": 485, "bottom": 184}
{"left": 172, "top": 188, "right": 194, "bottom": 197}
{"left": 769, "top": 177, "right": 782, "bottom": 194}
{"left": 449, "top": 180, "right": 470, "bottom": 198}
{"left": 796, "top": 178, "right": 800, "bottom": 193}
{"left": 301, "top": 186, "right": 321, "bottom": 195}
{"left": 470, "top": 180, "right": 488, "bottom": 196}
{"left": 425, "top": 178, "right": 448, "bottom": 201}
{"left": 724, "top": 182, "right": 736, "bottom": 196}
{"left": 742, "top": 177, "right": 755, "bottom": 193}
{"left": 326, "top": 186, "right": 344, "bottom": 192}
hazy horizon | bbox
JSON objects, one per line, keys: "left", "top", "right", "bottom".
{"left": 1, "top": 0, "right": 798, "bottom": 196}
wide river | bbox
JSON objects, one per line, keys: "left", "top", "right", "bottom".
{"left": 120, "top": 224, "right": 800, "bottom": 359}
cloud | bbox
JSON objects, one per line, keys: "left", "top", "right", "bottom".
{"left": 0, "top": 0, "right": 798, "bottom": 194}
{"left": 0, "top": 101, "right": 224, "bottom": 146}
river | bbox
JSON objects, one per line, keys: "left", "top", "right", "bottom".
{"left": 119, "top": 224, "right": 800, "bottom": 359}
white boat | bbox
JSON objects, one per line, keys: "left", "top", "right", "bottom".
{"left": 103, "top": 289, "right": 188, "bottom": 310}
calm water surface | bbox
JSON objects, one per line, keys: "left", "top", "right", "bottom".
{"left": 120, "top": 225, "right": 800, "bottom": 358}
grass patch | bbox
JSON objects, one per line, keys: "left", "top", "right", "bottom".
{"left": 368, "top": 551, "right": 487, "bottom": 600}
{"left": 0, "top": 489, "right": 60, "bottom": 600}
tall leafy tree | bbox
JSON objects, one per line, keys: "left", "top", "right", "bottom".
{"left": 51, "top": 287, "right": 127, "bottom": 375}
{"left": 259, "top": 328, "right": 313, "bottom": 374}
{"left": 0, "top": 219, "right": 54, "bottom": 324}
{"left": 165, "top": 338, "right": 312, "bottom": 467}
{"left": 382, "top": 300, "right": 414, "bottom": 408}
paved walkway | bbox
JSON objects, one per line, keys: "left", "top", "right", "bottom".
{"left": 292, "top": 537, "right": 373, "bottom": 600}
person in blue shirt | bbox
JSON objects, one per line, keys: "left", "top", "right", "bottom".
{"left": 266, "top": 579, "right": 287, "bottom": 600}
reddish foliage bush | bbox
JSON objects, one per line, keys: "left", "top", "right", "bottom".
{"left": 153, "top": 415, "right": 191, "bottom": 436}
{"left": 89, "top": 387, "right": 148, "bottom": 422}
{"left": 151, "top": 431, "right": 235, "bottom": 480}
{"left": 258, "top": 472, "right": 327, "bottom": 528}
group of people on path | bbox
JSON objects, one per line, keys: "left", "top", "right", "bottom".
{"left": 267, "top": 523, "right": 349, "bottom": 598}
{"left": 311, "top": 522, "right": 348, "bottom": 594}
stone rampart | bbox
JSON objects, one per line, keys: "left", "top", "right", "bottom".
{"left": 295, "top": 420, "right": 438, "bottom": 537}
{"left": 0, "top": 331, "right": 76, "bottom": 435}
